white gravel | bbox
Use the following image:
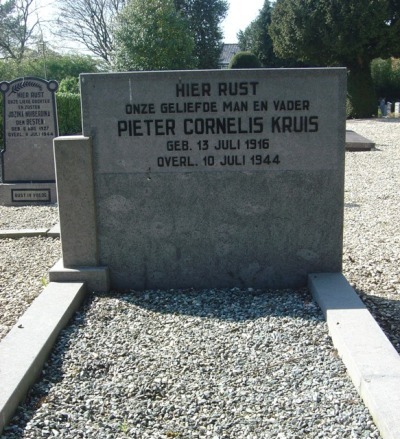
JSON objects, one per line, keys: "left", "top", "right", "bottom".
{"left": 2, "top": 289, "right": 381, "bottom": 439}
{"left": 0, "top": 206, "right": 61, "bottom": 341}
{"left": 1, "top": 118, "right": 399, "bottom": 438}
{"left": 344, "top": 119, "right": 400, "bottom": 352}
{"left": 0, "top": 205, "right": 59, "bottom": 230}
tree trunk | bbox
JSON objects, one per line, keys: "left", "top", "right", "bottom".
{"left": 347, "top": 63, "right": 377, "bottom": 118}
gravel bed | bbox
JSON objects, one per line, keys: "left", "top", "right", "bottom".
{"left": 0, "top": 237, "right": 61, "bottom": 341}
{"left": 0, "top": 205, "right": 59, "bottom": 230}
{"left": 344, "top": 119, "right": 400, "bottom": 353}
{"left": 0, "top": 201, "right": 61, "bottom": 341}
{"left": 1, "top": 118, "right": 399, "bottom": 437}
{"left": 2, "top": 289, "right": 380, "bottom": 439}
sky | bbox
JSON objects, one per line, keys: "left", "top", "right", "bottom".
{"left": 222, "top": 0, "right": 265, "bottom": 42}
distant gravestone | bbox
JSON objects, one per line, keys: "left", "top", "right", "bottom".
{"left": 395, "top": 102, "right": 400, "bottom": 117}
{"left": 50, "top": 68, "right": 346, "bottom": 291}
{"left": 0, "top": 77, "right": 58, "bottom": 182}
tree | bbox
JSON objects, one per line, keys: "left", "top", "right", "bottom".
{"left": 0, "top": 52, "right": 99, "bottom": 81}
{"left": 238, "top": 0, "right": 307, "bottom": 68}
{"left": 55, "top": 0, "right": 125, "bottom": 65}
{"left": 237, "top": 0, "right": 278, "bottom": 67}
{"left": 0, "top": 0, "right": 39, "bottom": 61}
{"left": 371, "top": 57, "right": 400, "bottom": 101}
{"left": 269, "top": 0, "right": 400, "bottom": 117}
{"left": 41, "top": 54, "right": 99, "bottom": 80}
{"left": 113, "top": 0, "right": 196, "bottom": 71}
{"left": 174, "top": 0, "right": 228, "bottom": 69}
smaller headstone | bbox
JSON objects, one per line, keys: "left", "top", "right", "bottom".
{"left": 0, "top": 77, "right": 58, "bottom": 205}
{"left": 0, "top": 77, "right": 58, "bottom": 182}
{"left": 386, "top": 101, "right": 392, "bottom": 116}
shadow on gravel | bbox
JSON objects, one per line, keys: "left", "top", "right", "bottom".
{"left": 356, "top": 289, "right": 400, "bottom": 354}
{"left": 116, "top": 287, "right": 320, "bottom": 322}
{"left": 3, "top": 288, "right": 323, "bottom": 438}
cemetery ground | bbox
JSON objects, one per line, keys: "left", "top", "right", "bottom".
{"left": 0, "top": 119, "right": 399, "bottom": 438}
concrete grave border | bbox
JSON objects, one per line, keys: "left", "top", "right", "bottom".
{"left": 0, "top": 274, "right": 399, "bottom": 437}
{"left": 309, "top": 273, "right": 400, "bottom": 439}
{"left": 0, "top": 223, "right": 60, "bottom": 238}
{"left": 0, "top": 282, "right": 86, "bottom": 434}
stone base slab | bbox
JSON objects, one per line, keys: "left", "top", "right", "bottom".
{"left": 309, "top": 273, "right": 400, "bottom": 439}
{"left": 0, "top": 182, "right": 57, "bottom": 206}
{"left": 49, "top": 259, "right": 110, "bottom": 292}
{"left": 346, "top": 130, "right": 375, "bottom": 151}
{"left": 0, "top": 282, "right": 86, "bottom": 435}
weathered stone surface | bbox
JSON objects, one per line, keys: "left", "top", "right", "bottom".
{"left": 54, "top": 136, "right": 98, "bottom": 267}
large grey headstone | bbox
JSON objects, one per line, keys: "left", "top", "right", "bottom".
{"left": 61, "top": 68, "right": 346, "bottom": 290}
{"left": 0, "top": 77, "right": 58, "bottom": 182}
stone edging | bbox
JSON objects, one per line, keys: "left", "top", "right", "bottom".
{"left": 309, "top": 273, "right": 400, "bottom": 439}
{"left": 0, "top": 224, "right": 60, "bottom": 239}
{"left": 0, "top": 282, "right": 86, "bottom": 434}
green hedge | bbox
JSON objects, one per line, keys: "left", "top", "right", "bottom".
{"left": 56, "top": 93, "right": 82, "bottom": 135}
{"left": 371, "top": 58, "right": 400, "bottom": 102}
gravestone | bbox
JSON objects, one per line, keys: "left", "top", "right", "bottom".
{"left": 50, "top": 68, "right": 346, "bottom": 291}
{"left": 0, "top": 77, "right": 58, "bottom": 205}
{"left": 395, "top": 102, "right": 400, "bottom": 117}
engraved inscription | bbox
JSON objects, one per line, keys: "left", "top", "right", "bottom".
{"left": 11, "top": 189, "right": 51, "bottom": 202}
{"left": 81, "top": 70, "right": 344, "bottom": 174}
{"left": 113, "top": 80, "right": 320, "bottom": 172}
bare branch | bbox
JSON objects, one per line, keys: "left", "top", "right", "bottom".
{"left": 54, "top": 0, "right": 124, "bottom": 64}
{"left": 0, "top": 0, "right": 39, "bottom": 60}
